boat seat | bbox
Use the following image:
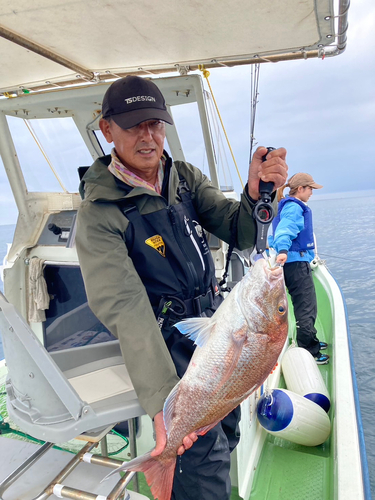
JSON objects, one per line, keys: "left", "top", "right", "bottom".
{"left": 0, "top": 291, "right": 146, "bottom": 444}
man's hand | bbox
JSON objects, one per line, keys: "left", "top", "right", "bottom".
{"left": 150, "top": 411, "right": 198, "bottom": 457}
{"left": 248, "top": 146, "right": 288, "bottom": 200}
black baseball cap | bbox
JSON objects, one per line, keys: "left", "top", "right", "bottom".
{"left": 101, "top": 75, "right": 173, "bottom": 129}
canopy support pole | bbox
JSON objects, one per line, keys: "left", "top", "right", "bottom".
{"left": 0, "top": 24, "right": 94, "bottom": 81}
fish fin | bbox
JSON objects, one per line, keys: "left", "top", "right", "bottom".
{"left": 173, "top": 317, "right": 215, "bottom": 347}
{"left": 195, "top": 420, "right": 221, "bottom": 436}
{"left": 101, "top": 451, "right": 154, "bottom": 481}
{"left": 270, "top": 362, "right": 279, "bottom": 374}
{"left": 217, "top": 325, "right": 247, "bottom": 390}
{"left": 163, "top": 381, "right": 181, "bottom": 434}
{"left": 102, "top": 451, "right": 176, "bottom": 500}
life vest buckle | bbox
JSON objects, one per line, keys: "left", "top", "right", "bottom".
{"left": 193, "top": 289, "right": 213, "bottom": 315}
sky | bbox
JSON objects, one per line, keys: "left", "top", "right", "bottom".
{"left": 0, "top": 0, "right": 374, "bottom": 225}
{"left": 199, "top": 0, "right": 375, "bottom": 197}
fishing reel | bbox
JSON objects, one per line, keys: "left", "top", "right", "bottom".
{"left": 253, "top": 147, "right": 276, "bottom": 254}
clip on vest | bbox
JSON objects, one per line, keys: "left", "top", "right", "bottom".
{"left": 253, "top": 147, "right": 276, "bottom": 254}
{"left": 157, "top": 296, "right": 188, "bottom": 330}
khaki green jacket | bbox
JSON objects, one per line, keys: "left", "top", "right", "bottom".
{"left": 76, "top": 154, "right": 276, "bottom": 418}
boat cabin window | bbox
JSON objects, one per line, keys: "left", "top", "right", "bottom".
{"left": 172, "top": 102, "right": 211, "bottom": 177}
{"left": 0, "top": 155, "right": 17, "bottom": 222}
{"left": 43, "top": 264, "right": 115, "bottom": 352}
{"left": 95, "top": 128, "right": 112, "bottom": 156}
{"left": 172, "top": 99, "right": 233, "bottom": 190}
{"left": 6, "top": 116, "right": 93, "bottom": 193}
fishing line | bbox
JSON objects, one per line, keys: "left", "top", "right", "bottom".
{"left": 318, "top": 253, "right": 373, "bottom": 266}
{"left": 249, "top": 63, "right": 260, "bottom": 163}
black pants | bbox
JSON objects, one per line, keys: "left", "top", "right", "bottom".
{"left": 164, "top": 322, "right": 241, "bottom": 500}
{"left": 283, "top": 261, "right": 320, "bottom": 356}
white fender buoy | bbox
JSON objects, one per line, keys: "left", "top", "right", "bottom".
{"left": 282, "top": 346, "right": 331, "bottom": 412}
{"left": 257, "top": 388, "right": 331, "bottom": 446}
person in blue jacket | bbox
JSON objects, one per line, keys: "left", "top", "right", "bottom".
{"left": 269, "top": 173, "right": 329, "bottom": 364}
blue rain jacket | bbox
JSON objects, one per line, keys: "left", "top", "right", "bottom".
{"left": 269, "top": 197, "right": 315, "bottom": 263}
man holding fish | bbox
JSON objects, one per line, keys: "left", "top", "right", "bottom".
{"left": 76, "top": 75, "right": 288, "bottom": 500}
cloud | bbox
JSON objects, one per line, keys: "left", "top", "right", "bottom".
{"left": 195, "top": 0, "right": 375, "bottom": 196}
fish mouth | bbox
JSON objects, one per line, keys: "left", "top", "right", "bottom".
{"left": 265, "top": 264, "right": 283, "bottom": 280}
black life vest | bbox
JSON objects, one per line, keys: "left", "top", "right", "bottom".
{"left": 118, "top": 174, "right": 223, "bottom": 376}
{"left": 120, "top": 174, "right": 221, "bottom": 307}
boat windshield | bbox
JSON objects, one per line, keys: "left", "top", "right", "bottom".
{"left": 4, "top": 86, "right": 234, "bottom": 196}
{"left": 7, "top": 115, "right": 93, "bottom": 193}
{"left": 94, "top": 101, "right": 215, "bottom": 181}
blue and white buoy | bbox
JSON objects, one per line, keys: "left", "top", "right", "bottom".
{"left": 257, "top": 388, "right": 331, "bottom": 446}
{"left": 282, "top": 346, "right": 331, "bottom": 412}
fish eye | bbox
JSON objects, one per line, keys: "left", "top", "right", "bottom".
{"left": 278, "top": 304, "right": 286, "bottom": 315}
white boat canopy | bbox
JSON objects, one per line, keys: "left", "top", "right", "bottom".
{"left": 0, "top": 0, "right": 348, "bottom": 94}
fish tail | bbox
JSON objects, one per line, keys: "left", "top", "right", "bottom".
{"left": 105, "top": 451, "right": 176, "bottom": 500}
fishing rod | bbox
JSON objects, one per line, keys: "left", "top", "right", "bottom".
{"left": 253, "top": 147, "right": 276, "bottom": 254}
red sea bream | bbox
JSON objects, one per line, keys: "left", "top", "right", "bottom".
{"left": 104, "top": 258, "right": 288, "bottom": 499}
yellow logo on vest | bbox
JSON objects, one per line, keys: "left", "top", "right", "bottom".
{"left": 145, "top": 235, "right": 166, "bottom": 257}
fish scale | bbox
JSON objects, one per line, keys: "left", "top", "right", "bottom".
{"left": 103, "top": 258, "right": 288, "bottom": 500}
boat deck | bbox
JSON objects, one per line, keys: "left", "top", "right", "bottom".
{"left": 0, "top": 435, "right": 242, "bottom": 500}
{"left": 0, "top": 437, "right": 149, "bottom": 500}
{"left": 251, "top": 433, "right": 332, "bottom": 500}
{"left": 0, "top": 274, "right": 353, "bottom": 500}
{"left": 249, "top": 292, "right": 333, "bottom": 500}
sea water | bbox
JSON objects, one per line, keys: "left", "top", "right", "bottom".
{"left": 309, "top": 192, "right": 375, "bottom": 499}
{"left": 0, "top": 193, "right": 374, "bottom": 497}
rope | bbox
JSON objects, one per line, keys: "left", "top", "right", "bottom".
{"left": 199, "top": 65, "right": 244, "bottom": 189}
{"left": 204, "top": 90, "right": 233, "bottom": 189}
